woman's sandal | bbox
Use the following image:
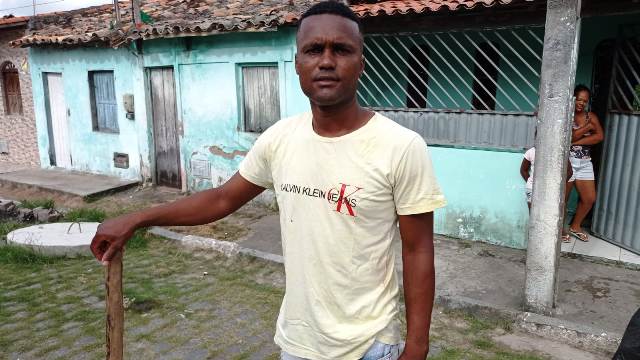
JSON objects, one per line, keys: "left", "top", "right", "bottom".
{"left": 561, "top": 234, "right": 571, "bottom": 243}
{"left": 570, "top": 229, "right": 589, "bottom": 242}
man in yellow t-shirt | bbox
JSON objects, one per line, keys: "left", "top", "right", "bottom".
{"left": 90, "top": 2, "right": 446, "bottom": 359}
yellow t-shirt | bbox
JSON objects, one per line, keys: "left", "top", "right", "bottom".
{"left": 239, "top": 112, "right": 446, "bottom": 360}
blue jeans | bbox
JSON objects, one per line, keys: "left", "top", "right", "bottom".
{"left": 281, "top": 340, "right": 404, "bottom": 360}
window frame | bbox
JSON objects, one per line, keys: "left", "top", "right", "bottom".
{"left": 88, "top": 70, "right": 119, "bottom": 134}
{"left": 1, "top": 61, "right": 23, "bottom": 116}
{"left": 238, "top": 63, "right": 281, "bottom": 133}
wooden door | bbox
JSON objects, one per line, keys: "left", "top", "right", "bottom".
{"left": 43, "top": 73, "right": 71, "bottom": 168}
{"left": 149, "top": 67, "right": 181, "bottom": 188}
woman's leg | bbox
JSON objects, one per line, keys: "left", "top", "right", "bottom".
{"left": 570, "top": 179, "right": 596, "bottom": 232}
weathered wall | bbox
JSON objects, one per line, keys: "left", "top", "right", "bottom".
{"left": 141, "top": 29, "right": 308, "bottom": 194}
{"left": 430, "top": 146, "right": 529, "bottom": 248}
{"left": 29, "top": 47, "right": 145, "bottom": 180}
{"left": 0, "top": 27, "right": 39, "bottom": 166}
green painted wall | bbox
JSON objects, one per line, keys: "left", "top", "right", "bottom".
{"left": 140, "top": 29, "right": 309, "bottom": 192}
{"left": 29, "top": 47, "right": 146, "bottom": 180}
{"left": 431, "top": 146, "right": 529, "bottom": 247}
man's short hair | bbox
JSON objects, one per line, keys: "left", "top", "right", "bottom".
{"left": 299, "top": 1, "right": 361, "bottom": 32}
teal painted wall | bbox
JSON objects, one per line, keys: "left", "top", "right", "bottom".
{"left": 430, "top": 146, "right": 529, "bottom": 248}
{"left": 140, "top": 29, "right": 309, "bottom": 192}
{"left": 29, "top": 47, "right": 146, "bottom": 180}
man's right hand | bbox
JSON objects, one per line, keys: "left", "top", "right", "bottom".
{"left": 90, "top": 215, "right": 139, "bottom": 265}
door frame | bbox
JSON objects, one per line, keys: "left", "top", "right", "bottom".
{"left": 145, "top": 66, "right": 184, "bottom": 189}
{"left": 591, "top": 26, "right": 640, "bottom": 255}
{"left": 42, "top": 72, "right": 71, "bottom": 168}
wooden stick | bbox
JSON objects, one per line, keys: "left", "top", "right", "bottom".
{"left": 105, "top": 251, "right": 124, "bottom": 360}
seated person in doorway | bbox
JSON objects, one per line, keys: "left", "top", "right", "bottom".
{"left": 566, "top": 85, "right": 604, "bottom": 242}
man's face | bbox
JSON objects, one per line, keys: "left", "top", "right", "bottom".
{"left": 295, "top": 14, "right": 364, "bottom": 107}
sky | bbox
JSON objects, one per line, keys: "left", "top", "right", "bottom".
{"left": 0, "top": 0, "right": 112, "bottom": 17}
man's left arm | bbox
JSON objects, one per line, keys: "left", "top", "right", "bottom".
{"left": 398, "top": 211, "right": 435, "bottom": 360}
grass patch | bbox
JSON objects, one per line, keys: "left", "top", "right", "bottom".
{"left": 429, "top": 347, "right": 466, "bottom": 360}
{"left": 127, "top": 229, "right": 150, "bottom": 250}
{"left": 64, "top": 208, "right": 106, "bottom": 222}
{"left": 0, "top": 221, "right": 25, "bottom": 238}
{"left": 0, "top": 244, "right": 65, "bottom": 265}
{"left": 19, "top": 198, "right": 55, "bottom": 210}
{"left": 444, "top": 308, "right": 513, "bottom": 333}
{"left": 493, "top": 350, "right": 546, "bottom": 360}
{"left": 473, "top": 338, "right": 496, "bottom": 350}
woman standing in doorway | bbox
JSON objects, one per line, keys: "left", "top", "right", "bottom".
{"left": 567, "top": 85, "right": 604, "bottom": 242}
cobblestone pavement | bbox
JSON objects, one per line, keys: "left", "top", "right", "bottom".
{"left": 1, "top": 229, "right": 603, "bottom": 360}
{"left": 1, "top": 235, "right": 284, "bottom": 360}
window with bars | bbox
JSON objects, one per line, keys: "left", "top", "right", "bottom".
{"left": 241, "top": 65, "right": 281, "bottom": 132}
{"left": 89, "top": 71, "right": 119, "bottom": 133}
{"left": 2, "top": 61, "right": 23, "bottom": 115}
{"left": 358, "top": 27, "right": 544, "bottom": 113}
{"left": 405, "top": 45, "right": 430, "bottom": 108}
{"left": 472, "top": 42, "right": 501, "bottom": 111}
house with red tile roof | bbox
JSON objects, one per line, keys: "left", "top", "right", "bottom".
{"left": 0, "top": 15, "right": 39, "bottom": 168}
{"left": 12, "top": 0, "right": 640, "bottom": 310}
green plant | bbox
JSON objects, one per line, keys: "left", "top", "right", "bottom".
{"left": 0, "top": 244, "right": 65, "bottom": 265}
{"left": 64, "top": 208, "right": 106, "bottom": 222}
{"left": 19, "top": 198, "right": 55, "bottom": 210}
{"left": 127, "top": 229, "right": 149, "bottom": 250}
{"left": 0, "top": 221, "right": 24, "bottom": 239}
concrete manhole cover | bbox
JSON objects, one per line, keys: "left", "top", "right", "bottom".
{"left": 7, "top": 222, "right": 100, "bottom": 257}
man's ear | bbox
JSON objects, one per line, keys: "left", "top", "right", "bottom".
{"left": 295, "top": 53, "right": 300, "bottom": 75}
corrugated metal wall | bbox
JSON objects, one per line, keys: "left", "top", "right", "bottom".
{"left": 378, "top": 109, "right": 535, "bottom": 150}
{"left": 593, "top": 112, "right": 640, "bottom": 254}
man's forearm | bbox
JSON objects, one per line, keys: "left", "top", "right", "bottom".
{"left": 124, "top": 173, "right": 265, "bottom": 230}
{"left": 130, "top": 187, "right": 232, "bottom": 229}
{"left": 402, "top": 248, "right": 435, "bottom": 356}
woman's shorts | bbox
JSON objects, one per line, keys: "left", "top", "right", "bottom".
{"left": 569, "top": 157, "right": 595, "bottom": 182}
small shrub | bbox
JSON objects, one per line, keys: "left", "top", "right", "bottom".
{"left": 0, "top": 221, "right": 25, "bottom": 239}
{"left": 127, "top": 229, "right": 149, "bottom": 250}
{"left": 19, "top": 198, "right": 55, "bottom": 210}
{"left": 64, "top": 208, "right": 106, "bottom": 222}
{"left": 473, "top": 338, "right": 495, "bottom": 350}
{"left": 0, "top": 244, "right": 65, "bottom": 265}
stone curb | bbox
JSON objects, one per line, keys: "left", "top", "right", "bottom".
{"left": 150, "top": 226, "right": 621, "bottom": 354}
{"left": 149, "top": 227, "right": 284, "bottom": 264}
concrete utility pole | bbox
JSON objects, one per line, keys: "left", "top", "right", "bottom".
{"left": 113, "top": 0, "right": 122, "bottom": 24}
{"left": 132, "top": 0, "right": 142, "bottom": 29}
{"left": 524, "top": 0, "right": 582, "bottom": 315}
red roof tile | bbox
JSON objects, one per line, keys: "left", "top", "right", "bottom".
{"left": 0, "top": 15, "right": 29, "bottom": 27}
{"left": 351, "top": 0, "right": 513, "bottom": 17}
{"left": 12, "top": 0, "right": 520, "bottom": 48}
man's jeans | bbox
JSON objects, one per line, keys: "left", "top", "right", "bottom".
{"left": 281, "top": 340, "right": 404, "bottom": 360}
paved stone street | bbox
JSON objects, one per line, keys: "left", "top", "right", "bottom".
{"left": 1, "top": 235, "right": 285, "bottom": 360}
{"left": 0, "top": 187, "right": 615, "bottom": 360}
{"left": 1, "top": 232, "right": 608, "bottom": 360}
